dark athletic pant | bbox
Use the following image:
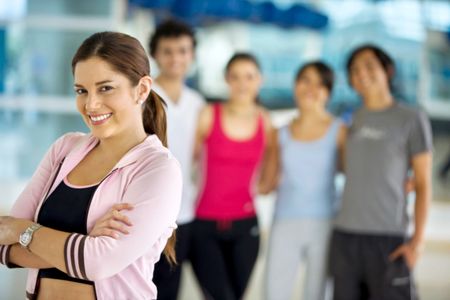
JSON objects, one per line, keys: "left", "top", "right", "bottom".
{"left": 191, "top": 217, "right": 260, "bottom": 300}
{"left": 330, "top": 230, "right": 419, "bottom": 300}
{"left": 153, "top": 222, "right": 193, "bottom": 300}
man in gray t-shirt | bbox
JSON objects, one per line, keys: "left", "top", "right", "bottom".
{"left": 330, "top": 44, "right": 433, "bottom": 300}
{"left": 335, "top": 103, "right": 433, "bottom": 235}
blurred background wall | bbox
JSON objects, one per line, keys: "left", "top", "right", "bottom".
{"left": 0, "top": 0, "right": 449, "bottom": 180}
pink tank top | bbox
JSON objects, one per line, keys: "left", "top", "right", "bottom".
{"left": 195, "top": 104, "right": 266, "bottom": 220}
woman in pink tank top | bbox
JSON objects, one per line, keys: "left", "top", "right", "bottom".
{"left": 191, "top": 53, "right": 275, "bottom": 300}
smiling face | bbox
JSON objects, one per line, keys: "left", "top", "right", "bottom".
{"left": 74, "top": 56, "right": 145, "bottom": 140}
{"left": 225, "top": 59, "right": 262, "bottom": 104}
{"left": 349, "top": 49, "right": 391, "bottom": 99}
{"left": 153, "top": 35, "right": 194, "bottom": 80}
{"left": 294, "top": 66, "right": 330, "bottom": 112}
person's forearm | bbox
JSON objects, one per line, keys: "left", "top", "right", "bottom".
{"left": 9, "top": 244, "right": 53, "bottom": 268}
{"left": 257, "top": 155, "right": 278, "bottom": 194}
{"left": 258, "top": 128, "right": 279, "bottom": 194}
{"left": 257, "top": 176, "right": 275, "bottom": 195}
{"left": 411, "top": 184, "right": 431, "bottom": 249}
{"left": 28, "top": 227, "right": 71, "bottom": 272}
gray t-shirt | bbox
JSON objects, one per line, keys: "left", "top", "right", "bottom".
{"left": 335, "top": 103, "right": 432, "bottom": 235}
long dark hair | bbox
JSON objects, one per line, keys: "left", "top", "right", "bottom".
{"left": 72, "top": 31, "right": 176, "bottom": 264}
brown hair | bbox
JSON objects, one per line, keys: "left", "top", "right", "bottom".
{"left": 225, "top": 52, "right": 261, "bottom": 74}
{"left": 72, "top": 31, "right": 176, "bottom": 264}
{"left": 225, "top": 52, "right": 262, "bottom": 103}
{"left": 295, "top": 61, "right": 334, "bottom": 93}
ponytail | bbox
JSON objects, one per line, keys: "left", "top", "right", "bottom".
{"left": 143, "top": 90, "right": 168, "bottom": 147}
{"left": 164, "top": 232, "right": 177, "bottom": 265}
{"left": 142, "top": 90, "right": 177, "bottom": 264}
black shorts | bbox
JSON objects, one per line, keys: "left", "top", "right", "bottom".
{"left": 330, "top": 230, "right": 419, "bottom": 300}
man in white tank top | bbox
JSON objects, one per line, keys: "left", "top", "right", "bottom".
{"left": 149, "top": 19, "right": 205, "bottom": 300}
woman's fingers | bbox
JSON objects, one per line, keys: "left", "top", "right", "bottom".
{"left": 91, "top": 219, "right": 129, "bottom": 237}
{"left": 114, "top": 213, "right": 133, "bottom": 226}
{"left": 92, "top": 227, "right": 120, "bottom": 239}
{"left": 110, "top": 203, "right": 134, "bottom": 225}
{"left": 90, "top": 203, "right": 135, "bottom": 238}
{"left": 111, "top": 203, "right": 134, "bottom": 212}
{"left": 106, "top": 219, "right": 130, "bottom": 234}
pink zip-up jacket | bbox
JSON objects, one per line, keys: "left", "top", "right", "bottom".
{"left": 0, "top": 132, "right": 182, "bottom": 300}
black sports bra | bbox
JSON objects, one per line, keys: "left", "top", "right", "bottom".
{"left": 37, "top": 178, "right": 98, "bottom": 284}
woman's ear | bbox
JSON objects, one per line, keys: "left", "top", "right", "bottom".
{"left": 137, "top": 76, "right": 153, "bottom": 103}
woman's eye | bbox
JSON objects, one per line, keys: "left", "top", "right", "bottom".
{"left": 100, "top": 86, "right": 113, "bottom": 92}
{"left": 75, "top": 89, "right": 86, "bottom": 95}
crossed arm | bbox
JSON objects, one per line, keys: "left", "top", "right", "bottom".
{"left": 1, "top": 203, "right": 133, "bottom": 270}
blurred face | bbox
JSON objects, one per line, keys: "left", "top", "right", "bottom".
{"left": 153, "top": 35, "right": 194, "bottom": 79}
{"left": 349, "top": 49, "right": 390, "bottom": 97}
{"left": 225, "top": 60, "right": 262, "bottom": 103}
{"left": 74, "top": 57, "right": 149, "bottom": 140}
{"left": 294, "top": 66, "right": 329, "bottom": 111}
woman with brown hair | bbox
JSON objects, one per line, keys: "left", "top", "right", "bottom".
{"left": 190, "top": 53, "right": 275, "bottom": 300}
{"left": 0, "top": 31, "right": 182, "bottom": 300}
{"left": 264, "top": 61, "right": 346, "bottom": 300}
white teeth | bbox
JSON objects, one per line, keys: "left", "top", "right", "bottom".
{"left": 90, "top": 113, "right": 112, "bottom": 122}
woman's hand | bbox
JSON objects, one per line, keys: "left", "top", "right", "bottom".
{"left": 89, "top": 203, "right": 134, "bottom": 239}
{"left": 0, "top": 216, "right": 33, "bottom": 245}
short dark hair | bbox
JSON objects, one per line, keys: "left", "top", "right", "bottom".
{"left": 225, "top": 52, "right": 261, "bottom": 74}
{"left": 346, "top": 44, "right": 395, "bottom": 89}
{"left": 295, "top": 61, "right": 334, "bottom": 93}
{"left": 149, "top": 19, "right": 196, "bottom": 57}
